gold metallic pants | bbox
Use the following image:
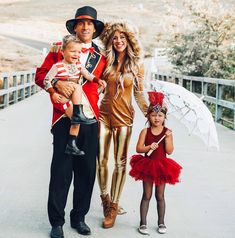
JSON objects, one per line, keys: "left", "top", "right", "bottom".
{"left": 97, "top": 121, "right": 132, "bottom": 203}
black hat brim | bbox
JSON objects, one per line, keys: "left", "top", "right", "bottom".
{"left": 66, "top": 19, "right": 104, "bottom": 39}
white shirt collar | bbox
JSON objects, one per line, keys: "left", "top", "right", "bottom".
{"left": 80, "top": 42, "right": 92, "bottom": 66}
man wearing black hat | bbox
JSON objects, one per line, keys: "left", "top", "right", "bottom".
{"left": 35, "top": 6, "right": 106, "bottom": 238}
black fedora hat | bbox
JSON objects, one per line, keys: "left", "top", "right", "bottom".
{"left": 66, "top": 6, "right": 104, "bottom": 39}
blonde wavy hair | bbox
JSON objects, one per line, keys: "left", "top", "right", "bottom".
{"left": 99, "top": 20, "right": 143, "bottom": 93}
{"left": 61, "top": 35, "right": 81, "bottom": 50}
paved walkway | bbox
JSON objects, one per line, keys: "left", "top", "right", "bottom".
{"left": 0, "top": 91, "right": 235, "bottom": 238}
{"left": 0, "top": 34, "right": 49, "bottom": 51}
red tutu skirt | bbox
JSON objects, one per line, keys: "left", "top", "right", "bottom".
{"left": 129, "top": 155, "right": 182, "bottom": 185}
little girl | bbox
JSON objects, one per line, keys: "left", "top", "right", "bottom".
{"left": 129, "top": 91, "right": 182, "bottom": 235}
{"left": 43, "top": 35, "right": 106, "bottom": 156}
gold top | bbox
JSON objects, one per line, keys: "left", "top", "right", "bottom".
{"left": 99, "top": 65, "right": 148, "bottom": 127}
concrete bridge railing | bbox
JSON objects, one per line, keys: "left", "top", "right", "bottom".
{"left": 0, "top": 70, "right": 40, "bottom": 109}
{"left": 152, "top": 72, "right": 235, "bottom": 130}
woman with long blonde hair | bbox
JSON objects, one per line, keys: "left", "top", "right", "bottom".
{"left": 97, "top": 20, "right": 148, "bottom": 228}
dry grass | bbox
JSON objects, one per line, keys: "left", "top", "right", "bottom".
{"left": 0, "top": 0, "right": 168, "bottom": 74}
{"left": 0, "top": 0, "right": 234, "bottom": 73}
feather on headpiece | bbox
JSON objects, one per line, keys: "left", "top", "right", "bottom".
{"left": 147, "top": 92, "right": 164, "bottom": 114}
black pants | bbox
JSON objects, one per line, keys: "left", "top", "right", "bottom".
{"left": 48, "top": 117, "right": 98, "bottom": 227}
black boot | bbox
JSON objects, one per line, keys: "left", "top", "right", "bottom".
{"left": 65, "top": 135, "right": 85, "bottom": 157}
{"left": 71, "top": 104, "right": 97, "bottom": 125}
{"left": 50, "top": 226, "right": 64, "bottom": 238}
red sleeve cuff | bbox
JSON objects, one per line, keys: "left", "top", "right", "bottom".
{"left": 93, "top": 77, "right": 100, "bottom": 84}
{"left": 47, "top": 87, "right": 56, "bottom": 95}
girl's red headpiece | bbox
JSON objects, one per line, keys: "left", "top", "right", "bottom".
{"left": 147, "top": 92, "right": 164, "bottom": 114}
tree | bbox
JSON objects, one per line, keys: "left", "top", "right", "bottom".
{"left": 159, "top": 0, "right": 235, "bottom": 79}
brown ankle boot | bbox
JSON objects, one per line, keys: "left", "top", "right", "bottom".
{"left": 102, "top": 202, "right": 118, "bottom": 228}
{"left": 100, "top": 194, "right": 110, "bottom": 217}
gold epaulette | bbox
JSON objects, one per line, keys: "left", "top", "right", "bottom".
{"left": 50, "top": 42, "right": 62, "bottom": 53}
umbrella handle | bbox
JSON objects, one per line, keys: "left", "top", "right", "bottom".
{"left": 146, "top": 134, "right": 167, "bottom": 156}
